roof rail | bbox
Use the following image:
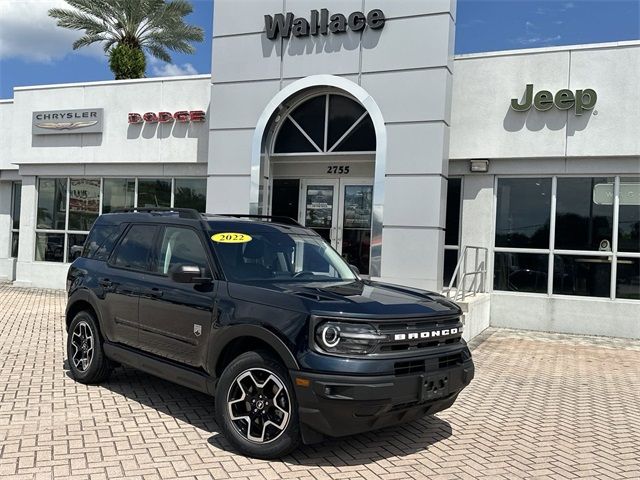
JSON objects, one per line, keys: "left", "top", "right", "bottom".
{"left": 111, "top": 207, "right": 202, "bottom": 220}
{"left": 220, "top": 214, "right": 302, "bottom": 226}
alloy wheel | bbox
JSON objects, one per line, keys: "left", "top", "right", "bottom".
{"left": 70, "top": 320, "right": 94, "bottom": 372}
{"left": 227, "top": 368, "right": 291, "bottom": 444}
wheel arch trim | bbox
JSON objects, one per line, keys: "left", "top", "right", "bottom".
{"left": 66, "top": 290, "right": 104, "bottom": 332}
{"left": 210, "top": 325, "right": 300, "bottom": 373}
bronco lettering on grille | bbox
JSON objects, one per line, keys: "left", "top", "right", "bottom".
{"left": 394, "top": 328, "right": 459, "bottom": 341}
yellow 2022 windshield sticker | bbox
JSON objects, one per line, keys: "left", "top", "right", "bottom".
{"left": 211, "top": 232, "right": 252, "bottom": 243}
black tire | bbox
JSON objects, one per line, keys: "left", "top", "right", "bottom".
{"left": 67, "top": 310, "right": 112, "bottom": 384}
{"left": 215, "top": 350, "right": 301, "bottom": 459}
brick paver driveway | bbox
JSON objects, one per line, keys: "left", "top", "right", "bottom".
{"left": 1, "top": 285, "right": 639, "bottom": 480}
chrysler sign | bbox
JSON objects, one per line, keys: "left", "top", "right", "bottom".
{"left": 32, "top": 108, "right": 104, "bottom": 135}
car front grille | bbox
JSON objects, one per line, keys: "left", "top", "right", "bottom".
{"left": 375, "top": 315, "right": 463, "bottom": 354}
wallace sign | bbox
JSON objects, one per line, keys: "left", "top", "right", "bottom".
{"left": 265, "top": 9, "right": 385, "bottom": 40}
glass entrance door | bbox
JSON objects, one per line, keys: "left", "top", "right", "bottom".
{"left": 300, "top": 180, "right": 339, "bottom": 245}
{"left": 338, "top": 182, "right": 373, "bottom": 275}
{"left": 298, "top": 178, "right": 373, "bottom": 275}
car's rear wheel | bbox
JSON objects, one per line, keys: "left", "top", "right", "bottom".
{"left": 67, "top": 311, "right": 112, "bottom": 384}
{"left": 215, "top": 350, "right": 301, "bottom": 459}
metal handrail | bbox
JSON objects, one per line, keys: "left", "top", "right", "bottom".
{"left": 443, "top": 246, "right": 488, "bottom": 301}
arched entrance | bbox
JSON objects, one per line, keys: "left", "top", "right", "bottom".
{"left": 251, "top": 75, "right": 387, "bottom": 277}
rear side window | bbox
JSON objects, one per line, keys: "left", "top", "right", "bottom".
{"left": 110, "top": 224, "right": 157, "bottom": 271}
{"left": 83, "top": 224, "right": 125, "bottom": 261}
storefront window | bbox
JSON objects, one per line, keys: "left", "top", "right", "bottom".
{"left": 174, "top": 178, "right": 207, "bottom": 212}
{"left": 553, "top": 254, "right": 611, "bottom": 297}
{"left": 138, "top": 179, "right": 171, "bottom": 208}
{"left": 102, "top": 178, "right": 135, "bottom": 214}
{"left": 444, "top": 178, "right": 462, "bottom": 286}
{"left": 618, "top": 177, "right": 640, "bottom": 253}
{"left": 617, "top": 258, "right": 640, "bottom": 300}
{"left": 494, "top": 176, "right": 639, "bottom": 300}
{"left": 67, "top": 233, "right": 88, "bottom": 263}
{"left": 496, "top": 178, "right": 551, "bottom": 249}
{"left": 37, "top": 178, "right": 67, "bottom": 230}
{"left": 34, "top": 176, "right": 206, "bottom": 263}
{"left": 69, "top": 178, "right": 100, "bottom": 231}
{"left": 555, "top": 177, "right": 613, "bottom": 251}
{"left": 35, "top": 232, "right": 65, "bottom": 262}
{"left": 494, "top": 252, "right": 548, "bottom": 294}
{"left": 11, "top": 182, "right": 21, "bottom": 258}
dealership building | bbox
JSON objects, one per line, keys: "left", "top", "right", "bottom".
{"left": 0, "top": 1, "right": 638, "bottom": 339}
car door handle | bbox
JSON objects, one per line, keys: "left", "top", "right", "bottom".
{"left": 98, "top": 278, "right": 113, "bottom": 288}
{"left": 143, "top": 288, "right": 163, "bottom": 298}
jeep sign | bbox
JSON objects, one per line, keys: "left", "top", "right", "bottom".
{"left": 265, "top": 9, "right": 385, "bottom": 40}
{"left": 511, "top": 84, "right": 597, "bottom": 115}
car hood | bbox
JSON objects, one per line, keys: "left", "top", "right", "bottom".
{"left": 227, "top": 279, "right": 461, "bottom": 318}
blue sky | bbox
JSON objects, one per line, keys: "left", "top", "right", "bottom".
{"left": 0, "top": 0, "right": 638, "bottom": 98}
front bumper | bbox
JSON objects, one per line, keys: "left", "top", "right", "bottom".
{"left": 292, "top": 358, "right": 474, "bottom": 442}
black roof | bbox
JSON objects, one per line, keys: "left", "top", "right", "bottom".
{"left": 96, "top": 208, "right": 310, "bottom": 234}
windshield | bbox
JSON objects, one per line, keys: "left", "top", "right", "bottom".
{"left": 210, "top": 229, "right": 357, "bottom": 283}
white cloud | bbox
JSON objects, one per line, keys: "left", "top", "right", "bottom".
{"left": 515, "top": 34, "right": 562, "bottom": 46}
{"left": 0, "top": 0, "right": 104, "bottom": 63}
{"left": 150, "top": 62, "right": 198, "bottom": 77}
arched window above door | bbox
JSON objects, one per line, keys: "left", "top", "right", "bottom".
{"left": 273, "top": 94, "right": 376, "bottom": 154}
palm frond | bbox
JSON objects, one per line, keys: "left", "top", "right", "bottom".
{"left": 144, "top": 43, "right": 172, "bottom": 63}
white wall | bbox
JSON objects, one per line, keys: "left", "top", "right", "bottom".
{"left": 9, "top": 76, "right": 211, "bottom": 166}
{"left": 491, "top": 293, "right": 640, "bottom": 339}
{"left": 449, "top": 41, "right": 640, "bottom": 160}
{"left": 0, "top": 101, "right": 16, "bottom": 172}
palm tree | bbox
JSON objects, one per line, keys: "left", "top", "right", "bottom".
{"left": 49, "top": 0, "right": 204, "bottom": 79}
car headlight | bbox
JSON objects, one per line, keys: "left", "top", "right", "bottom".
{"left": 314, "top": 321, "right": 386, "bottom": 355}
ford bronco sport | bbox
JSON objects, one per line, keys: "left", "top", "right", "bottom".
{"left": 66, "top": 208, "right": 474, "bottom": 459}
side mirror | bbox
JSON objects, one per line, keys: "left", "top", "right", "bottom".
{"left": 170, "top": 265, "right": 211, "bottom": 284}
{"left": 349, "top": 264, "right": 360, "bottom": 276}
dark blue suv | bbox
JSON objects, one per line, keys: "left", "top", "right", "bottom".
{"left": 65, "top": 208, "right": 474, "bottom": 458}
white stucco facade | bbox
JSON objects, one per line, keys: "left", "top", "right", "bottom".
{"left": 0, "top": 1, "right": 637, "bottom": 338}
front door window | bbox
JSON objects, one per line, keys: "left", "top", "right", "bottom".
{"left": 340, "top": 185, "right": 373, "bottom": 275}
{"left": 296, "top": 179, "right": 373, "bottom": 275}
{"left": 304, "top": 184, "right": 336, "bottom": 244}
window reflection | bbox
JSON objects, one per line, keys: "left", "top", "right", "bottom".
{"left": 11, "top": 182, "right": 21, "bottom": 230}
{"left": 37, "top": 178, "right": 67, "bottom": 230}
{"left": 617, "top": 258, "right": 640, "bottom": 300}
{"left": 618, "top": 177, "right": 640, "bottom": 253}
{"left": 67, "top": 234, "right": 88, "bottom": 262}
{"left": 138, "top": 179, "right": 171, "bottom": 208}
{"left": 494, "top": 252, "right": 548, "bottom": 293}
{"left": 553, "top": 255, "right": 611, "bottom": 298}
{"left": 69, "top": 178, "right": 100, "bottom": 231}
{"left": 35, "top": 233, "right": 65, "bottom": 262}
{"left": 11, "top": 233, "right": 19, "bottom": 258}
{"left": 103, "top": 178, "right": 135, "bottom": 214}
{"left": 174, "top": 178, "right": 207, "bottom": 212}
{"left": 555, "top": 177, "right": 613, "bottom": 251}
{"left": 496, "top": 178, "right": 551, "bottom": 249}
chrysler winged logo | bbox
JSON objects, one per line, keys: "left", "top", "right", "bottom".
{"left": 35, "top": 120, "right": 98, "bottom": 131}
{"left": 394, "top": 327, "right": 459, "bottom": 341}
{"left": 32, "top": 108, "right": 103, "bottom": 135}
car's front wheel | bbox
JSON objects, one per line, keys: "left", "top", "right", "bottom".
{"left": 215, "top": 350, "right": 301, "bottom": 459}
{"left": 67, "top": 311, "right": 112, "bottom": 384}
